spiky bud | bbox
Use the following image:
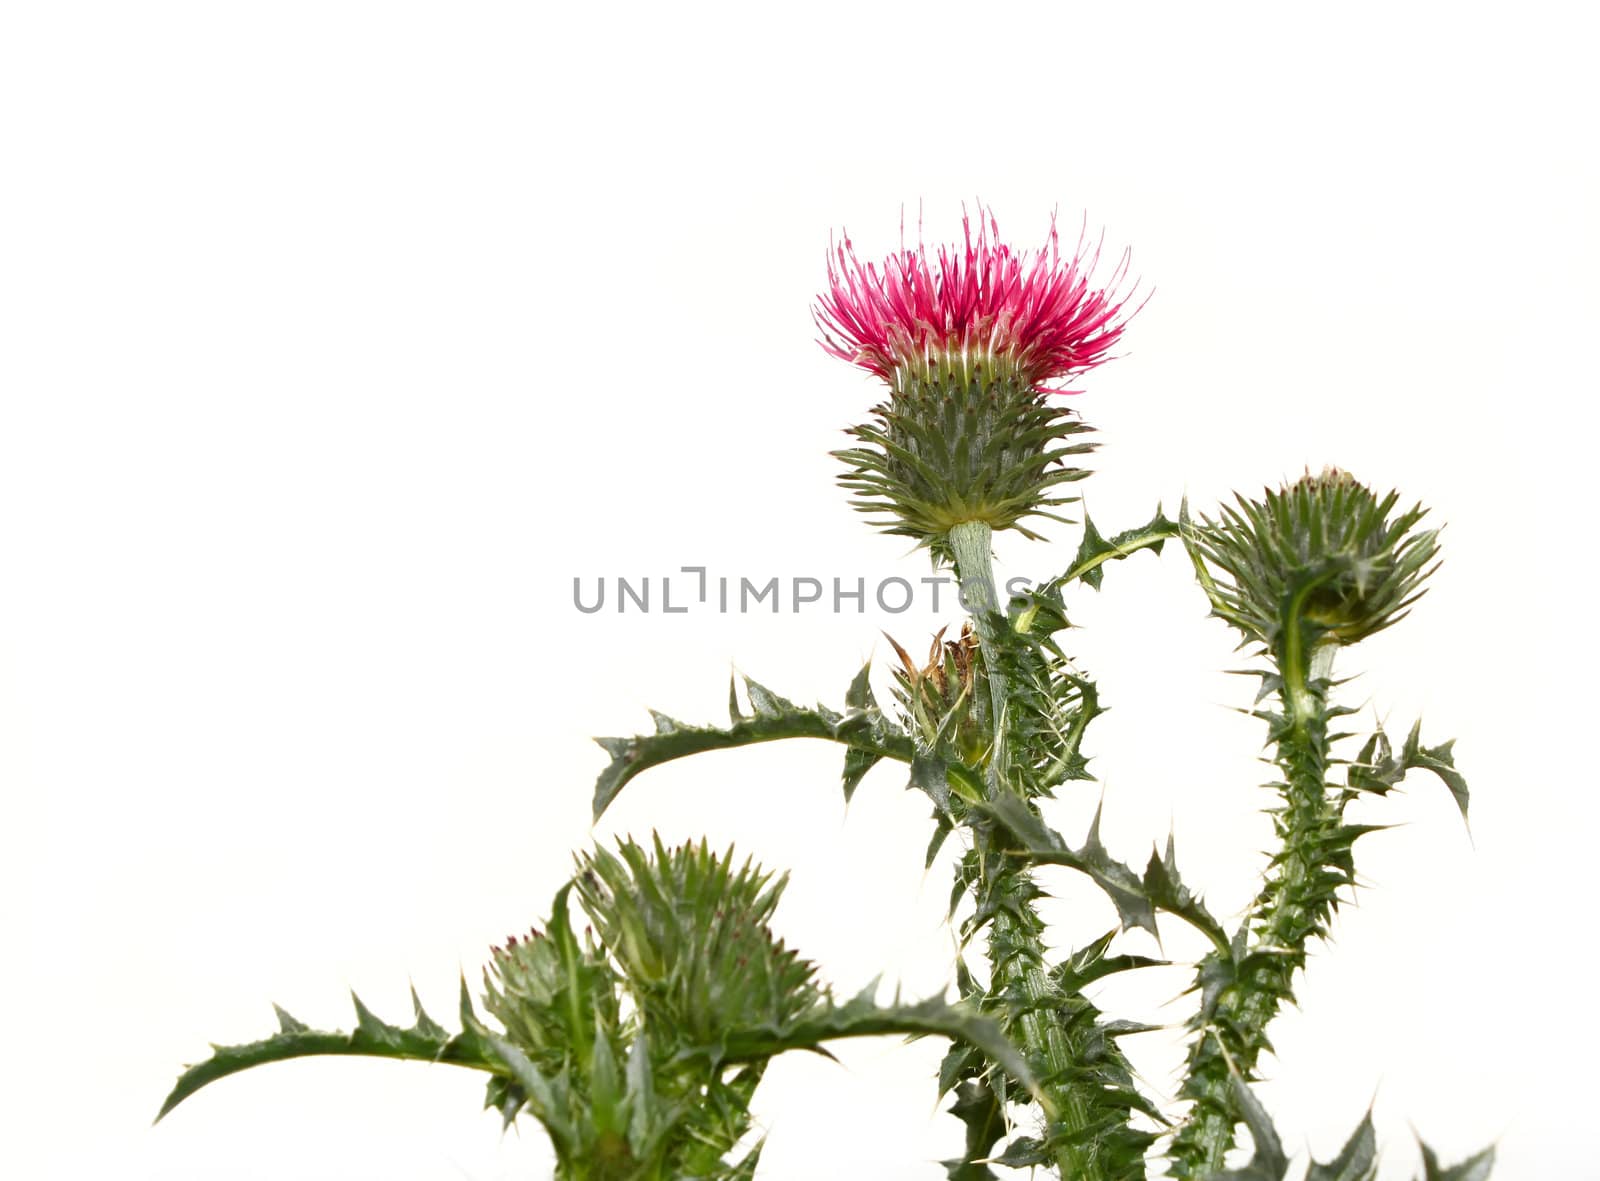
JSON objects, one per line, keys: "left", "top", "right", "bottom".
{"left": 1183, "top": 467, "right": 1440, "bottom": 653}
{"left": 483, "top": 920, "right": 621, "bottom": 1068}
{"left": 574, "top": 836, "right": 821, "bottom": 1047}
{"left": 816, "top": 209, "right": 1135, "bottom": 559}
{"left": 886, "top": 623, "right": 990, "bottom": 765}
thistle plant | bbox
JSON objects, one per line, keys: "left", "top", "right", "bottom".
{"left": 160, "top": 209, "right": 1492, "bottom": 1181}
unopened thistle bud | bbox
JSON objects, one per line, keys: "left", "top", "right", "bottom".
{"left": 815, "top": 209, "right": 1136, "bottom": 560}
{"left": 484, "top": 924, "right": 618, "bottom": 1065}
{"left": 1183, "top": 467, "right": 1441, "bottom": 653}
{"left": 886, "top": 623, "right": 990, "bottom": 765}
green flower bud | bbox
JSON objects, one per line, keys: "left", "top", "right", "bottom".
{"left": 1183, "top": 467, "right": 1440, "bottom": 652}
{"left": 834, "top": 368, "right": 1096, "bottom": 560}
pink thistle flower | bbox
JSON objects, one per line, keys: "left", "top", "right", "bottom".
{"left": 815, "top": 208, "right": 1137, "bottom": 394}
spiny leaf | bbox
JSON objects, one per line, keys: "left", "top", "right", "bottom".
{"left": 742, "top": 675, "right": 796, "bottom": 718}
{"left": 1419, "top": 1141, "right": 1495, "bottom": 1181}
{"left": 1198, "top": 1076, "right": 1290, "bottom": 1180}
{"left": 941, "top": 1077, "right": 1006, "bottom": 1180}
{"left": 156, "top": 991, "right": 503, "bottom": 1122}
{"left": 1144, "top": 833, "right": 1231, "bottom": 954}
{"left": 984, "top": 795, "right": 1155, "bottom": 936}
{"left": 911, "top": 750, "right": 954, "bottom": 811}
{"left": 712, "top": 983, "right": 1041, "bottom": 1109}
{"left": 1058, "top": 505, "right": 1180, "bottom": 590}
{"left": 593, "top": 672, "right": 913, "bottom": 818}
{"left": 1306, "top": 1110, "right": 1378, "bottom": 1181}
{"left": 1050, "top": 928, "right": 1167, "bottom": 993}
{"left": 483, "top": 1034, "right": 576, "bottom": 1155}
{"left": 926, "top": 812, "right": 955, "bottom": 868}
{"left": 724, "top": 1139, "right": 766, "bottom": 1181}
{"left": 1348, "top": 719, "right": 1470, "bottom": 821}
{"left": 981, "top": 795, "right": 1225, "bottom": 948}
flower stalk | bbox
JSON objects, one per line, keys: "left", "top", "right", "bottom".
{"left": 1168, "top": 649, "right": 1340, "bottom": 1176}
{"left": 1171, "top": 471, "right": 1456, "bottom": 1176}
{"left": 948, "top": 519, "right": 1095, "bottom": 1178}
{"left": 948, "top": 521, "right": 1010, "bottom": 773}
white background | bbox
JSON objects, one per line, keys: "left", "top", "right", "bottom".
{"left": 3, "top": 3, "right": 1596, "bottom": 1178}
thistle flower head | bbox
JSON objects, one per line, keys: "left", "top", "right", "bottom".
{"left": 816, "top": 208, "right": 1135, "bottom": 393}
{"left": 1183, "top": 468, "right": 1441, "bottom": 653}
{"left": 816, "top": 208, "right": 1138, "bottom": 558}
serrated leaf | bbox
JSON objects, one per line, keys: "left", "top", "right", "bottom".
{"left": 1058, "top": 506, "right": 1180, "bottom": 591}
{"left": 910, "top": 749, "right": 953, "bottom": 811}
{"left": 842, "top": 744, "right": 882, "bottom": 802}
{"left": 593, "top": 678, "right": 913, "bottom": 818}
{"left": 942, "top": 1078, "right": 1006, "bottom": 1180}
{"left": 926, "top": 813, "right": 954, "bottom": 868}
{"left": 1419, "top": 1142, "right": 1495, "bottom": 1181}
{"left": 712, "top": 986, "right": 1040, "bottom": 1109}
{"left": 1306, "top": 1110, "right": 1378, "bottom": 1181}
{"left": 1144, "top": 834, "right": 1231, "bottom": 953}
{"left": 1051, "top": 928, "right": 1166, "bottom": 993}
{"left": 982, "top": 795, "right": 1225, "bottom": 951}
{"left": 483, "top": 1034, "right": 576, "bottom": 1155}
{"left": 408, "top": 987, "right": 447, "bottom": 1041}
{"left": 994, "top": 1134, "right": 1051, "bottom": 1168}
{"left": 742, "top": 675, "right": 795, "bottom": 717}
{"left": 845, "top": 661, "right": 875, "bottom": 710}
{"left": 157, "top": 991, "right": 504, "bottom": 1123}
{"left": 725, "top": 1138, "right": 767, "bottom": 1181}
{"left": 1348, "top": 720, "right": 1470, "bottom": 821}
{"left": 1199, "top": 1076, "right": 1290, "bottom": 1180}
{"left": 980, "top": 795, "right": 1156, "bottom": 937}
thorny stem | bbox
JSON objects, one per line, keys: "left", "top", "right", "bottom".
{"left": 1169, "top": 633, "right": 1341, "bottom": 1177}
{"left": 948, "top": 520, "right": 1102, "bottom": 1181}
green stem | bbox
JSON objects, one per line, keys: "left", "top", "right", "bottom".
{"left": 948, "top": 521, "right": 1010, "bottom": 761}
{"left": 1169, "top": 638, "right": 1339, "bottom": 1178}
{"left": 947, "top": 520, "right": 1099, "bottom": 1181}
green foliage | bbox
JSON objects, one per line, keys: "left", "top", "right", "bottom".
{"left": 834, "top": 369, "right": 1095, "bottom": 559}
{"left": 161, "top": 839, "right": 1037, "bottom": 1181}
{"left": 592, "top": 671, "right": 914, "bottom": 818}
{"left": 156, "top": 984, "right": 504, "bottom": 1125}
{"left": 983, "top": 511, "right": 1173, "bottom": 797}
{"left": 980, "top": 793, "right": 1227, "bottom": 952}
{"left": 1055, "top": 506, "right": 1181, "bottom": 591}
{"left": 157, "top": 215, "right": 1495, "bottom": 1180}
{"left": 931, "top": 516, "right": 1196, "bottom": 1181}
{"left": 1349, "top": 719, "right": 1471, "bottom": 821}
{"left": 981, "top": 580, "right": 1095, "bottom": 792}
{"left": 1193, "top": 1075, "right": 1491, "bottom": 1181}
{"left": 1420, "top": 1143, "right": 1497, "bottom": 1181}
